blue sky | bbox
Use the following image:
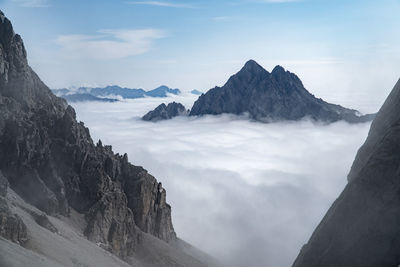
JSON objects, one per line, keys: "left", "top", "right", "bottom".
{"left": 1, "top": 0, "right": 400, "bottom": 111}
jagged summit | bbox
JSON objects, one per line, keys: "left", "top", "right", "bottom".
{"left": 241, "top": 59, "right": 267, "bottom": 72}
{"left": 0, "top": 11, "right": 16, "bottom": 48}
{"left": 190, "top": 60, "right": 374, "bottom": 123}
{"left": 233, "top": 59, "right": 269, "bottom": 84}
{"left": 271, "top": 65, "right": 293, "bottom": 77}
{"left": 271, "top": 65, "right": 285, "bottom": 74}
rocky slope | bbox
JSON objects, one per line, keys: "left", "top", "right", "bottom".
{"left": 142, "top": 102, "right": 188, "bottom": 122}
{"left": 292, "top": 79, "right": 400, "bottom": 267}
{"left": 0, "top": 10, "right": 212, "bottom": 266}
{"left": 190, "top": 60, "right": 374, "bottom": 123}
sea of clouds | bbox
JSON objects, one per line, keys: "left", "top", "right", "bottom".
{"left": 71, "top": 94, "right": 371, "bottom": 267}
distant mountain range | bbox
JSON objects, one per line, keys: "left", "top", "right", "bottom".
{"left": 52, "top": 85, "right": 182, "bottom": 102}
{"left": 62, "top": 93, "right": 118, "bottom": 103}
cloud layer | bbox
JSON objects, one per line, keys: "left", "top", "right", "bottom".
{"left": 71, "top": 94, "right": 370, "bottom": 267}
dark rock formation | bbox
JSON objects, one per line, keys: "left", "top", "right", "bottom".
{"left": 0, "top": 9, "right": 175, "bottom": 261}
{"left": 292, "top": 79, "right": 400, "bottom": 267}
{"left": 142, "top": 102, "right": 188, "bottom": 122}
{"left": 190, "top": 60, "right": 374, "bottom": 123}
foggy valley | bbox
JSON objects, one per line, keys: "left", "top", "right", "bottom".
{"left": 71, "top": 95, "right": 370, "bottom": 266}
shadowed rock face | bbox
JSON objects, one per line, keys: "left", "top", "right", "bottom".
{"left": 190, "top": 60, "right": 374, "bottom": 123}
{"left": 292, "top": 79, "right": 400, "bottom": 267}
{"left": 142, "top": 102, "right": 188, "bottom": 122}
{"left": 0, "top": 10, "right": 175, "bottom": 259}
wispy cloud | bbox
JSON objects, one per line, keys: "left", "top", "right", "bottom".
{"left": 12, "top": 0, "right": 50, "bottom": 7}
{"left": 55, "top": 29, "right": 166, "bottom": 60}
{"left": 126, "top": 1, "right": 195, "bottom": 8}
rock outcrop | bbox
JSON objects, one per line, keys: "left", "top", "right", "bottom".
{"left": 0, "top": 9, "right": 176, "bottom": 261}
{"left": 190, "top": 60, "right": 374, "bottom": 123}
{"left": 142, "top": 102, "right": 188, "bottom": 122}
{"left": 292, "top": 79, "right": 400, "bottom": 267}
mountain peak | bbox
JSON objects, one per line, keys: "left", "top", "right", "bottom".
{"left": 0, "top": 9, "right": 17, "bottom": 54}
{"left": 241, "top": 59, "right": 266, "bottom": 73}
{"left": 191, "top": 61, "right": 373, "bottom": 123}
{"left": 272, "top": 65, "right": 286, "bottom": 75}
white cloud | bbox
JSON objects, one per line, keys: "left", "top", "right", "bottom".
{"left": 55, "top": 29, "right": 166, "bottom": 60}
{"left": 70, "top": 94, "right": 371, "bottom": 267}
{"left": 126, "top": 1, "right": 195, "bottom": 8}
{"left": 11, "top": 0, "right": 49, "bottom": 7}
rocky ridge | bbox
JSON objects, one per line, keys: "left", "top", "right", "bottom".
{"left": 0, "top": 9, "right": 180, "bottom": 264}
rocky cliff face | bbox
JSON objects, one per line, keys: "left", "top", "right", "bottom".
{"left": 142, "top": 102, "right": 188, "bottom": 122}
{"left": 0, "top": 10, "right": 175, "bottom": 260}
{"left": 190, "top": 60, "right": 374, "bottom": 123}
{"left": 292, "top": 79, "right": 400, "bottom": 267}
